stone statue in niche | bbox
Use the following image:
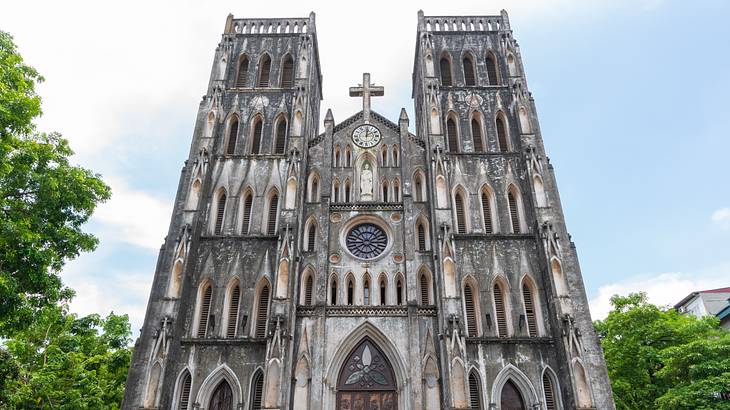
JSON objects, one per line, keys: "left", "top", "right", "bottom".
{"left": 360, "top": 162, "right": 373, "bottom": 200}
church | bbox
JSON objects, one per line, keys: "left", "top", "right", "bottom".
{"left": 122, "top": 10, "right": 615, "bottom": 410}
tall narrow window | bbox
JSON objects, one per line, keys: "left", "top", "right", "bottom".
{"left": 414, "top": 173, "right": 424, "bottom": 202}
{"left": 347, "top": 278, "right": 354, "bottom": 305}
{"left": 178, "top": 371, "right": 192, "bottom": 410}
{"left": 440, "top": 57, "right": 452, "bottom": 86}
{"left": 420, "top": 273, "right": 430, "bottom": 305}
{"left": 493, "top": 282, "right": 508, "bottom": 337}
{"left": 330, "top": 276, "right": 338, "bottom": 305}
{"left": 523, "top": 282, "right": 538, "bottom": 337}
{"left": 446, "top": 117, "right": 459, "bottom": 152}
{"left": 543, "top": 372, "right": 557, "bottom": 410}
{"left": 255, "top": 283, "right": 269, "bottom": 338}
{"left": 214, "top": 191, "right": 226, "bottom": 235}
{"left": 304, "top": 275, "right": 313, "bottom": 305}
{"left": 393, "top": 179, "right": 400, "bottom": 202}
{"left": 250, "top": 371, "right": 264, "bottom": 410}
{"left": 455, "top": 191, "right": 467, "bottom": 234}
{"left": 306, "top": 221, "right": 316, "bottom": 251}
{"left": 274, "top": 118, "right": 287, "bottom": 154}
{"left": 266, "top": 191, "right": 278, "bottom": 235}
{"left": 463, "top": 56, "right": 476, "bottom": 86}
{"left": 209, "top": 381, "right": 233, "bottom": 409}
{"left": 235, "top": 56, "right": 249, "bottom": 87}
{"left": 345, "top": 145, "right": 352, "bottom": 167}
{"left": 468, "top": 372, "right": 482, "bottom": 409}
{"left": 381, "top": 145, "right": 388, "bottom": 166}
{"left": 496, "top": 115, "right": 508, "bottom": 152}
{"left": 379, "top": 278, "right": 386, "bottom": 305}
{"left": 363, "top": 277, "right": 370, "bottom": 305}
{"left": 417, "top": 221, "right": 427, "bottom": 251}
{"left": 226, "top": 117, "right": 239, "bottom": 155}
{"left": 310, "top": 176, "right": 319, "bottom": 202}
{"left": 257, "top": 55, "right": 271, "bottom": 87}
{"left": 251, "top": 117, "right": 263, "bottom": 154}
{"left": 333, "top": 180, "right": 340, "bottom": 202}
{"left": 197, "top": 284, "right": 212, "bottom": 338}
{"left": 227, "top": 285, "right": 241, "bottom": 338}
{"left": 508, "top": 190, "right": 521, "bottom": 234}
{"left": 481, "top": 190, "right": 493, "bottom": 234}
{"left": 486, "top": 53, "right": 499, "bottom": 86}
{"left": 334, "top": 147, "right": 341, "bottom": 167}
{"left": 471, "top": 118, "right": 483, "bottom": 152}
{"left": 392, "top": 146, "right": 399, "bottom": 166}
{"left": 344, "top": 179, "right": 351, "bottom": 202}
{"left": 396, "top": 277, "right": 404, "bottom": 305}
{"left": 382, "top": 180, "right": 389, "bottom": 202}
{"left": 464, "top": 283, "right": 478, "bottom": 337}
{"left": 280, "top": 55, "right": 294, "bottom": 88}
{"left": 241, "top": 190, "right": 253, "bottom": 234}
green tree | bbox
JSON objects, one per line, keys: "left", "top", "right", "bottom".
{"left": 0, "top": 303, "right": 133, "bottom": 409}
{"left": 0, "top": 30, "right": 111, "bottom": 335}
{"left": 595, "top": 292, "right": 730, "bottom": 410}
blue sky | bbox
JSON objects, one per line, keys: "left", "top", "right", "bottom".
{"left": 2, "top": 0, "right": 729, "bottom": 332}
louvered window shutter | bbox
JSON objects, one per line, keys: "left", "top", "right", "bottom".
{"left": 267, "top": 194, "right": 278, "bottom": 235}
{"left": 469, "top": 372, "right": 482, "bottom": 409}
{"left": 447, "top": 118, "right": 459, "bottom": 152}
{"left": 274, "top": 120, "right": 287, "bottom": 154}
{"left": 486, "top": 55, "right": 498, "bottom": 86}
{"left": 464, "top": 284, "right": 478, "bottom": 337}
{"left": 251, "top": 372, "right": 263, "bottom": 410}
{"left": 255, "top": 285, "right": 269, "bottom": 338}
{"left": 493, "top": 283, "right": 508, "bottom": 337}
{"left": 417, "top": 223, "right": 426, "bottom": 251}
{"left": 226, "top": 285, "right": 240, "bottom": 338}
{"left": 481, "top": 192, "right": 493, "bottom": 233}
{"left": 420, "top": 274, "right": 430, "bottom": 305}
{"left": 307, "top": 224, "right": 316, "bottom": 251}
{"left": 178, "top": 372, "right": 192, "bottom": 410}
{"left": 214, "top": 193, "right": 226, "bottom": 235}
{"left": 235, "top": 58, "right": 248, "bottom": 87}
{"left": 464, "top": 58, "right": 476, "bottom": 86}
{"left": 543, "top": 373, "right": 556, "bottom": 410}
{"left": 455, "top": 194, "right": 467, "bottom": 234}
{"left": 226, "top": 119, "right": 238, "bottom": 155}
{"left": 471, "top": 119, "right": 483, "bottom": 152}
{"left": 508, "top": 191, "right": 521, "bottom": 234}
{"left": 496, "top": 117, "right": 508, "bottom": 152}
{"left": 251, "top": 120, "right": 263, "bottom": 154}
{"left": 258, "top": 56, "right": 271, "bottom": 87}
{"left": 197, "top": 286, "right": 212, "bottom": 338}
{"left": 440, "top": 58, "right": 452, "bottom": 86}
{"left": 304, "top": 275, "right": 313, "bottom": 306}
{"left": 281, "top": 57, "right": 294, "bottom": 88}
{"left": 242, "top": 193, "right": 253, "bottom": 234}
{"left": 523, "top": 284, "right": 538, "bottom": 337}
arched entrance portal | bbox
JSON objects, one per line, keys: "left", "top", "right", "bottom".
{"left": 336, "top": 337, "right": 397, "bottom": 410}
{"left": 500, "top": 379, "right": 526, "bottom": 410}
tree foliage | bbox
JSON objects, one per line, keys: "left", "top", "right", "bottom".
{"left": 0, "top": 304, "right": 132, "bottom": 409}
{"left": 0, "top": 30, "right": 111, "bottom": 335}
{"left": 595, "top": 292, "right": 730, "bottom": 410}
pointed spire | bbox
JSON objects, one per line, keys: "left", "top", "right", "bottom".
{"left": 399, "top": 108, "right": 409, "bottom": 122}
{"left": 324, "top": 108, "right": 334, "bottom": 123}
{"left": 325, "top": 108, "right": 334, "bottom": 136}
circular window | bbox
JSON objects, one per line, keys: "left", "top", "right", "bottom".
{"left": 346, "top": 223, "right": 388, "bottom": 259}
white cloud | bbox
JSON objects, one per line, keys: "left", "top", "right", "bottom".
{"left": 588, "top": 267, "right": 730, "bottom": 320}
{"left": 93, "top": 177, "right": 172, "bottom": 250}
{"left": 712, "top": 207, "right": 730, "bottom": 229}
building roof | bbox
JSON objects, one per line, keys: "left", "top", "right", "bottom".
{"left": 674, "top": 287, "right": 730, "bottom": 309}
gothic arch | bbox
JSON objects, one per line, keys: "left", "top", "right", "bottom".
{"left": 272, "top": 113, "right": 288, "bottom": 154}
{"left": 285, "top": 176, "right": 297, "bottom": 209}
{"left": 413, "top": 169, "right": 427, "bottom": 202}
{"left": 519, "top": 274, "right": 544, "bottom": 337}
{"left": 187, "top": 177, "right": 202, "bottom": 211}
{"left": 248, "top": 367, "right": 265, "bottom": 410}
{"left": 429, "top": 106, "right": 441, "bottom": 134}
{"left": 238, "top": 186, "right": 255, "bottom": 234}
{"left": 445, "top": 111, "right": 461, "bottom": 152}
{"left": 485, "top": 50, "right": 500, "bottom": 86}
{"left": 470, "top": 110, "right": 486, "bottom": 152}
{"left": 307, "top": 170, "right": 320, "bottom": 202}
{"left": 171, "top": 367, "right": 194, "bottom": 410}
{"left": 572, "top": 359, "right": 594, "bottom": 408}
{"left": 392, "top": 177, "right": 401, "bottom": 202}
{"left": 518, "top": 106, "right": 531, "bottom": 133}
{"left": 541, "top": 366, "right": 563, "bottom": 410}
{"left": 392, "top": 145, "right": 399, "bottom": 166}
{"left": 550, "top": 257, "right": 569, "bottom": 297}
{"left": 479, "top": 183, "right": 499, "bottom": 233}
{"left": 439, "top": 51, "right": 454, "bottom": 86}
{"left": 363, "top": 271, "right": 372, "bottom": 305}
{"left": 436, "top": 175, "right": 448, "bottom": 208}
{"left": 195, "top": 364, "right": 243, "bottom": 409}
{"left": 462, "top": 275, "right": 482, "bottom": 337}
{"left": 193, "top": 277, "right": 214, "bottom": 338}
{"left": 235, "top": 53, "right": 249, "bottom": 87}
{"left": 257, "top": 53, "right": 272, "bottom": 87}
{"left": 491, "top": 275, "right": 514, "bottom": 337}
{"left": 291, "top": 110, "right": 303, "bottom": 136}
{"left": 222, "top": 277, "right": 242, "bottom": 338}
{"left": 248, "top": 114, "right": 265, "bottom": 154}
{"left": 462, "top": 51, "right": 477, "bottom": 86}
{"left": 394, "top": 272, "right": 405, "bottom": 305}
{"left": 206, "top": 110, "right": 216, "bottom": 139}
{"left": 354, "top": 151, "right": 378, "bottom": 202}
{"left": 533, "top": 175, "right": 547, "bottom": 207}
{"left": 167, "top": 258, "right": 184, "bottom": 298}
{"left": 334, "top": 145, "right": 341, "bottom": 167}
{"left": 329, "top": 272, "right": 339, "bottom": 305}
{"left": 211, "top": 187, "right": 228, "bottom": 235}
{"left": 415, "top": 214, "right": 431, "bottom": 251}
{"left": 452, "top": 185, "right": 470, "bottom": 234}
{"left": 323, "top": 321, "right": 410, "bottom": 410}
{"left": 143, "top": 360, "right": 163, "bottom": 408}
{"left": 275, "top": 255, "right": 290, "bottom": 299}
{"left": 418, "top": 266, "right": 434, "bottom": 305}
{"left": 303, "top": 216, "right": 317, "bottom": 252}
{"left": 224, "top": 114, "right": 240, "bottom": 155}
{"left": 251, "top": 277, "right": 271, "bottom": 338}
{"left": 467, "top": 367, "right": 486, "bottom": 410}
{"left": 377, "top": 272, "right": 388, "bottom": 305}
{"left": 506, "top": 183, "right": 527, "bottom": 234}
{"left": 332, "top": 178, "right": 341, "bottom": 202}
{"left": 300, "top": 266, "right": 315, "bottom": 305}
{"left": 279, "top": 53, "right": 294, "bottom": 88}
{"left": 344, "top": 272, "right": 356, "bottom": 305}
{"left": 507, "top": 53, "right": 518, "bottom": 77}
{"left": 495, "top": 111, "right": 511, "bottom": 152}
{"left": 264, "top": 187, "right": 280, "bottom": 235}
{"left": 490, "top": 364, "right": 539, "bottom": 409}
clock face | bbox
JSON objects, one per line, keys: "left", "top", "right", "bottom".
{"left": 352, "top": 125, "right": 382, "bottom": 148}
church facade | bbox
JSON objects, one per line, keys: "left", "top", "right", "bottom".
{"left": 123, "top": 10, "right": 615, "bottom": 410}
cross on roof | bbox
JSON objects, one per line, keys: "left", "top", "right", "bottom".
{"left": 349, "top": 73, "right": 384, "bottom": 124}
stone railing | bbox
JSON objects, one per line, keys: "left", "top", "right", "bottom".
{"left": 225, "top": 14, "right": 315, "bottom": 35}
{"left": 419, "top": 11, "right": 510, "bottom": 33}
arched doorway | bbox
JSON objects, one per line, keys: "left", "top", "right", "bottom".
{"left": 336, "top": 337, "right": 397, "bottom": 410}
{"left": 209, "top": 380, "right": 233, "bottom": 410}
{"left": 500, "top": 379, "right": 526, "bottom": 410}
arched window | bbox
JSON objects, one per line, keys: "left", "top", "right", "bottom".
{"left": 522, "top": 281, "right": 538, "bottom": 337}
{"left": 226, "top": 116, "right": 239, "bottom": 155}
{"left": 543, "top": 371, "right": 557, "bottom": 410}
{"left": 257, "top": 54, "right": 271, "bottom": 87}
{"left": 308, "top": 173, "right": 320, "bottom": 202}
{"left": 446, "top": 116, "right": 459, "bottom": 152}
{"left": 197, "top": 283, "right": 213, "bottom": 338}
{"left": 481, "top": 188, "right": 494, "bottom": 234}
{"left": 280, "top": 55, "right": 294, "bottom": 88}
{"left": 464, "top": 282, "right": 479, "bottom": 337}
{"left": 363, "top": 274, "right": 371, "bottom": 305}
{"left": 188, "top": 178, "right": 202, "bottom": 211}
{"left": 251, "top": 116, "right": 263, "bottom": 154}
{"left": 393, "top": 178, "right": 401, "bottom": 202}
{"left": 419, "top": 272, "right": 431, "bottom": 305}
{"left": 486, "top": 52, "right": 499, "bottom": 86}
{"left": 430, "top": 107, "right": 441, "bottom": 134}
{"left": 346, "top": 276, "right": 354, "bottom": 305}
{"left": 334, "top": 145, "right": 341, "bottom": 167}
{"left": 496, "top": 114, "right": 509, "bottom": 152}
{"left": 214, "top": 189, "right": 227, "bottom": 235}
{"left": 303, "top": 273, "right": 313, "bottom": 305}
{"left": 414, "top": 171, "right": 426, "bottom": 202}
{"left": 169, "top": 260, "right": 184, "bottom": 298}
{"left": 500, "top": 380, "right": 525, "bottom": 409}
{"left": 273, "top": 117, "right": 287, "bottom": 154}
{"left": 332, "top": 179, "right": 340, "bottom": 202}
{"left": 381, "top": 179, "right": 389, "bottom": 202}
{"left": 471, "top": 117, "right": 484, "bottom": 152}
{"left": 206, "top": 111, "right": 215, "bottom": 139}
{"left": 285, "top": 177, "right": 296, "bottom": 209}
{"left": 226, "top": 283, "right": 241, "bottom": 338}
{"left": 344, "top": 179, "right": 351, "bottom": 202}
{"left": 329, "top": 275, "right": 338, "bottom": 305}
{"left": 379, "top": 275, "right": 387, "bottom": 305}
{"left": 241, "top": 189, "right": 253, "bottom": 234}
{"left": 507, "top": 54, "right": 517, "bottom": 77}
{"left": 345, "top": 145, "right": 352, "bottom": 167}
{"left": 305, "top": 219, "right": 316, "bottom": 252}
{"left": 416, "top": 218, "right": 429, "bottom": 251}
{"left": 144, "top": 362, "right": 162, "bottom": 407}
{"left": 209, "top": 380, "right": 233, "bottom": 410}
{"left": 254, "top": 282, "right": 270, "bottom": 338}
{"left": 177, "top": 370, "right": 192, "bottom": 410}
{"left": 392, "top": 145, "right": 399, "bottom": 166}
{"left": 454, "top": 189, "right": 467, "bottom": 234}
{"left": 551, "top": 258, "right": 569, "bottom": 297}
{"left": 534, "top": 176, "right": 547, "bottom": 207}
{"left": 381, "top": 145, "right": 388, "bottom": 166}
{"left": 396, "top": 275, "right": 404, "bottom": 305}
{"left": 235, "top": 55, "right": 249, "bottom": 87}
{"left": 468, "top": 371, "right": 483, "bottom": 409}
{"left": 519, "top": 107, "right": 531, "bottom": 133}
{"left": 266, "top": 190, "right": 279, "bottom": 235}
{"left": 508, "top": 187, "right": 522, "bottom": 234}
{"left": 493, "top": 281, "right": 509, "bottom": 337}
{"left": 463, "top": 55, "right": 476, "bottom": 86}
{"left": 440, "top": 56, "right": 452, "bottom": 86}
{"left": 574, "top": 361, "right": 594, "bottom": 408}
{"left": 250, "top": 370, "right": 264, "bottom": 410}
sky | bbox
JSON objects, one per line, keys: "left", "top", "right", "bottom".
{"left": 2, "top": 0, "right": 729, "bottom": 333}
